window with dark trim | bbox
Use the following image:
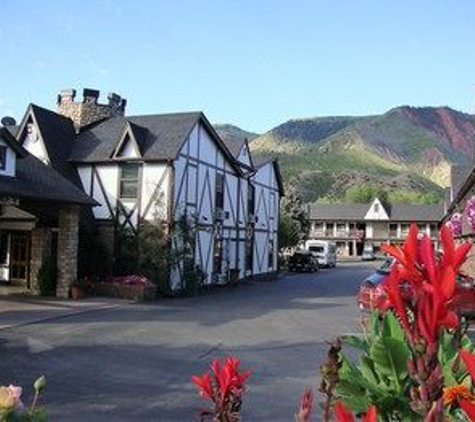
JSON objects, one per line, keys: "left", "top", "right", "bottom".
{"left": 215, "top": 173, "right": 225, "bottom": 209}
{"left": 119, "top": 163, "right": 139, "bottom": 199}
{"left": 0, "top": 146, "right": 7, "bottom": 171}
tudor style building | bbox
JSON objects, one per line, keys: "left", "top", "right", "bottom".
{"left": 0, "top": 88, "right": 283, "bottom": 294}
{"left": 308, "top": 198, "right": 443, "bottom": 257}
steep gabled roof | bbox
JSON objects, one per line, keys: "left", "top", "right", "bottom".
{"left": 0, "top": 128, "right": 95, "bottom": 206}
{"left": 252, "top": 156, "right": 285, "bottom": 196}
{"left": 17, "top": 104, "right": 82, "bottom": 187}
{"left": 111, "top": 121, "right": 148, "bottom": 159}
{"left": 71, "top": 112, "right": 201, "bottom": 162}
{"left": 70, "top": 111, "right": 242, "bottom": 173}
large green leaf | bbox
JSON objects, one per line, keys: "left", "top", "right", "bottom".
{"left": 370, "top": 336, "right": 410, "bottom": 380}
{"left": 382, "top": 311, "right": 406, "bottom": 342}
{"left": 342, "top": 334, "right": 369, "bottom": 353}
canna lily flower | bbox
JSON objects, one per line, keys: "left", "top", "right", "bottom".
{"left": 334, "top": 401, "right": 377, "bottom": 422}
{"left": 455, "top": 350, "right": 475, "bottom": 420}
{"left": 295, "top": 388, "right": 313, "bottom": 422}
{"left": 443, "top": 384, "right": 473, "bottom": 407}
{"left": 460, "top": 399, "right": 475, "bottom": 421}
{"left": 192, "top": 356, "right": 251, "bottom": 420}
{"left": 191, "top": 372, "right": 214, "bottom": 400}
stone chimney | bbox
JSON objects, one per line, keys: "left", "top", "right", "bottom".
{"left": 57, "top": 88, "right": 126, "bottom": 130}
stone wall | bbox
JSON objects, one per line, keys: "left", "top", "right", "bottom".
{"left": 57, "top": 88, "right": 126, "bottom": 130}
{"left": 56, "top": 206, "right": 80, "bottom": 298}
{"left": 29, "top": 228, "right": 52, "bottom": 295}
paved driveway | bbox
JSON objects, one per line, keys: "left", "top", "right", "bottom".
{"left": 0, "top": 262, "right": 375, "bottom": 421}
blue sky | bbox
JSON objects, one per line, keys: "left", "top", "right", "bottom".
{"left": 0, "top": 0, "right": 474, "bottom": 132}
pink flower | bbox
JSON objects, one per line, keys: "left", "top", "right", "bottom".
{"left": 446, "top": 212, "right": 462, "bottom": 236}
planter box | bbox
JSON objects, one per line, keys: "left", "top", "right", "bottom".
{"left": 93, "top": 283, "right": 157, "bottom": 301}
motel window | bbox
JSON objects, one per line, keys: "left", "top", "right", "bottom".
{"left": 0, "top": 146, "right": 7, "bottom": 171}
{"left": 314, "top": 222, "right": 324, "bottom": 232}
{"left": 417, "top": 223, "right": 426, "bottom": 233}
{"left": 326, "top": 223, "right": 334, "bottom": 232}
{"left": 401, "top": 223, "right": 410, "bottom": 234}
{"left": 215, "top": 173, "right": 225, "bottom": 209}
{"left": 389, "top": 223, "right": 398, "bottom": 236}
{"left": 336, "top": 223, "right": 346, "bottom": 232}
{"left": 429, "top": 224, "right": 437, "bottom": 237}
{"left": 119, "top": 163, "right": 139, "bottom": 199}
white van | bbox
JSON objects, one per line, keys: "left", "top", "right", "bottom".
{"left": 305, "top": 240, "right": 337, "bottom": 268}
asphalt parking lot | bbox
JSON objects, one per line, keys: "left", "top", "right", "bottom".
{"left": 0, "top": 262, "right": 375, "bottom": 421}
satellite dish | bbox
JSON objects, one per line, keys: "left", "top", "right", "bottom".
{"left": 1, "top": 117, "right": 16, "bottom": 127}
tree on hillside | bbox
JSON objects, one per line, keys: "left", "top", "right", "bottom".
{"left": 279, "top": 185, "right": 309, "bottom": 248}
{"left": 345, "top": 184, "right": 388, "bottom": 204}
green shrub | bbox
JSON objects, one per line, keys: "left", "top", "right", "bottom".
{"left": 37, "top": 256, "right": 57, "bottom": 296}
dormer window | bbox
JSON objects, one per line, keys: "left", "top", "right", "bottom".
{"left": 374, "top": 203, "right": 379, "bottom": 213}
{"left": 0, "top": 146, "right": 7, "bottom": 171}
{"left": 26, "top": 123, "right": 38, "bottom": 142}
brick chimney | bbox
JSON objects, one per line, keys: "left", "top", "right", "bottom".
{"left": 57, "top": 88, "right": 126, "bottom": 130}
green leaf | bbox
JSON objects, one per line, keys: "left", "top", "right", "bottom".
{"left": 382, "top": 311, "right": 405, "bottom": 342}
{"left": 342, "top": 335, "right": 369, "bottom": 353}
{"left": 340, "top": 392, "right": 370, "bottom": 414}
{"left": 370, "top": 336, "right": 410, "bottom": 381}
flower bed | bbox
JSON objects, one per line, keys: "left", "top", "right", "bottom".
{"left": 93, "top": 275, "right": 157, "bottom": 301}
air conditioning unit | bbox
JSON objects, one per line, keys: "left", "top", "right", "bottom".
{"left": 216, "top": 274, "right": 228, "bottom": 285}
{"left": 215, "top": 209, "right": 226, "bottom": 221}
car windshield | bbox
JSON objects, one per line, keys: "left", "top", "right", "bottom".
{"left": 309, "top": 246, "right": 324, "bottom": 254}
{"left": 378, "top": 259, "right": 393, "bottom": 274}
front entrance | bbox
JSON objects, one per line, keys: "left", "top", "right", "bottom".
{"left": 10, "top": 232, "right": 30, "bottom": 286}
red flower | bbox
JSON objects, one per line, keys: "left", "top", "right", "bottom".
{"left": 334, "top": 401, "right": 377, "bottom": 422}
{"left": 460, "top": 399, "right": 475, "bottom": 421}
{"left": 191, "top": 372, "right": 214, "bottom": 400}
{"left": 381, "top": 223, "right": 471, "bottom": 347}
{"left": 295, "top": 388, "right": 313, "bottom": 422}
{"left": 191, "top": 356, "right": 251, "bottom": 420}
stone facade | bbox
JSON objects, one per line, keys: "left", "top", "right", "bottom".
{"left": 29, "top": 228, "right": 53, "bottom": 295}
{"left": 56, "top": 206, "right": 80, "bottom": 298}
{"left": 57, "top": 88, "right": 126, "bottom": 130}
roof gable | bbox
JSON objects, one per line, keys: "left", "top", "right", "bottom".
{"left": 111, "top": 122, "right": 147, "bottom": 159}
{"left": 16, "top": 104, "right": 82, "bottom": 188}
{"left": 364, "top": 197, "right": 390, "bottom": 220}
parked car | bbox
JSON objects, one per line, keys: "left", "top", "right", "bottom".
{"left": 288, "top": 250, "right": 320, "bottom": 272}
{"left": 361, "top": 245, "right": 376, "bottom": 261}
{"left": 357, "top": 258, "right": 475, "bottom": 317}
{"left": 305, "top": 240, "right": 337, "bottom": 268}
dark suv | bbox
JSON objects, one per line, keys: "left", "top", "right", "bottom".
{"left": 288, "top": 250, "right": 319, "bottom": 272}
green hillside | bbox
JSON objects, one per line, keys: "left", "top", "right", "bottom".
{"left": 246, "top": 106, "right": 474, "bottom": 204}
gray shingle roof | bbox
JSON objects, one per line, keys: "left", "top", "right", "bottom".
{"left": 309, "top": 202, "right": 443, "bottom": 222}
{"left": 388, "top": 203, "right": 444, "bottom": 222}
{"left": 70, "top": 112, "right": 202, "bottom": 162}
{"left": 0, "top": 128, "right": 96, "bottom": 205}
{"left": 309, "top": 204, "right": 370, "bottom": 220}
{"left": 25, "top": 104, "right": 83, "bottom": 188}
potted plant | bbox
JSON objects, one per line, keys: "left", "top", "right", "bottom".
{"left": 70, "top": 279, "right": 88, "bottom": 300}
